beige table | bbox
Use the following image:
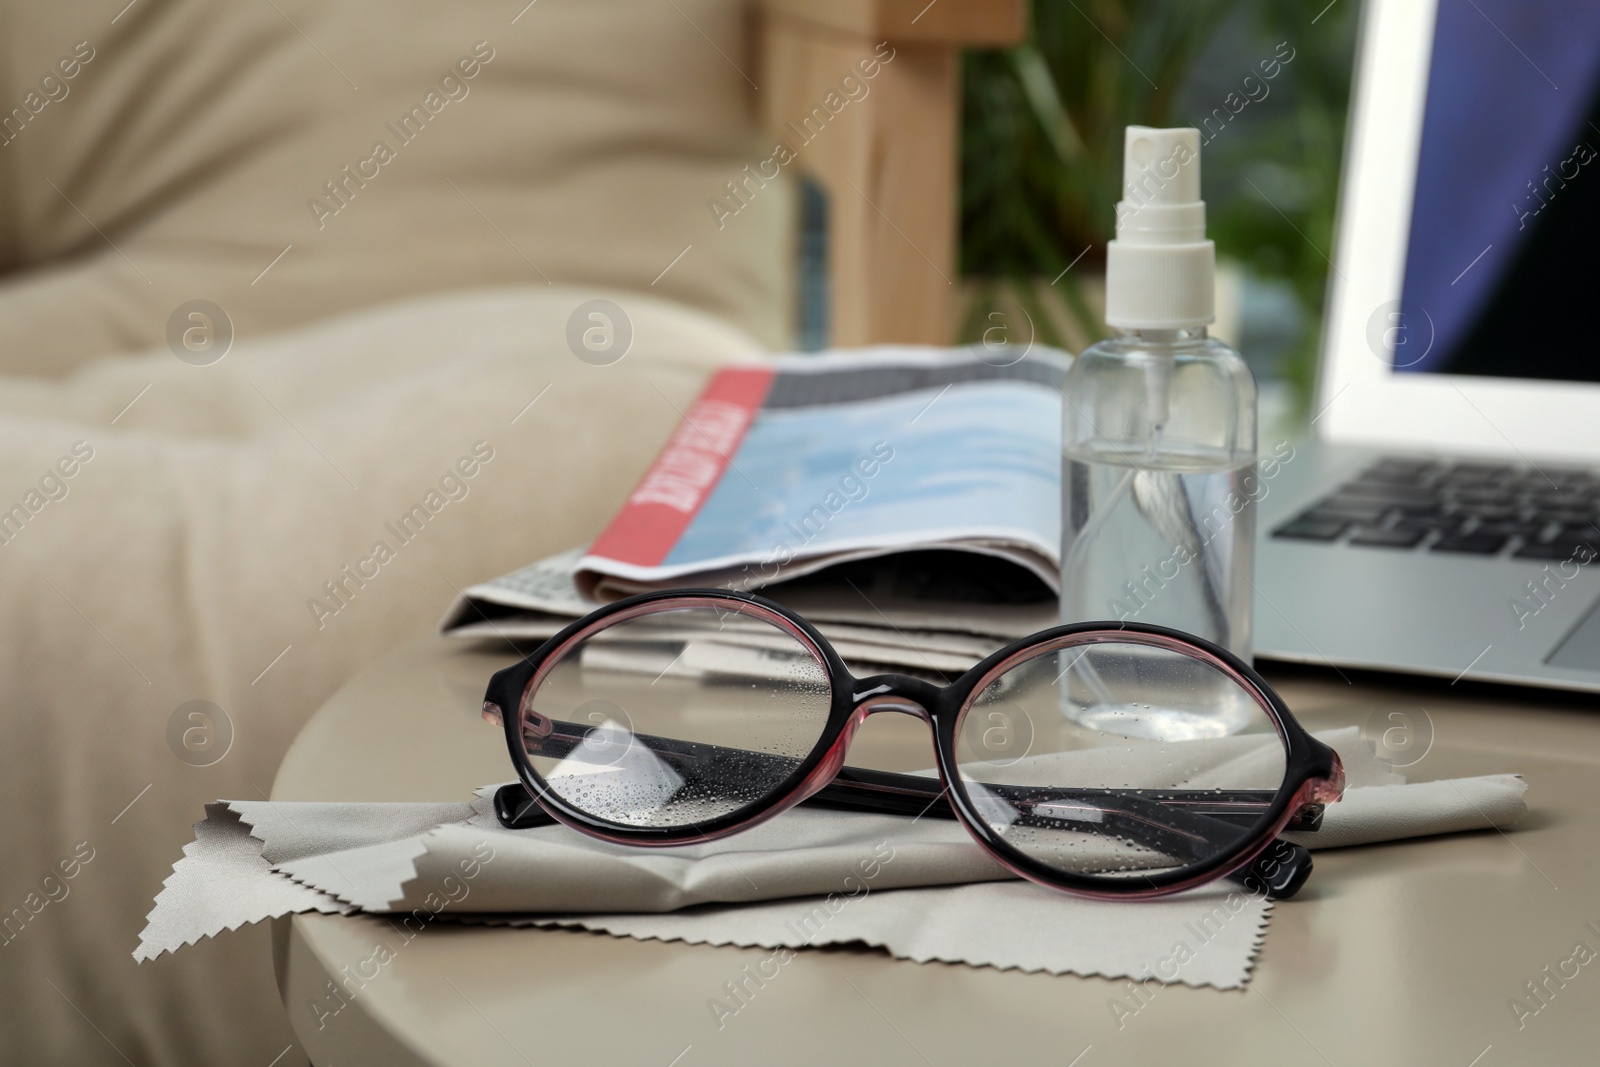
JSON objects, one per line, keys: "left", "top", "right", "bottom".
{"left": 272, "top": 638, "right": 1600, "bottom": 1066}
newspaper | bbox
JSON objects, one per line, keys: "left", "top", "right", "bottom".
{"left": 441, "top": 346, "right": 1067, "bottom": 674}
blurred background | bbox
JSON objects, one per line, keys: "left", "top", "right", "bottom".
{"left": 957, "top": 0, "right": 1358, "bottom": 422}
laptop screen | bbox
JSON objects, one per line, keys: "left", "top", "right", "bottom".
{"left": 1396, "top": 0, "right": 1600, "bottom": 382}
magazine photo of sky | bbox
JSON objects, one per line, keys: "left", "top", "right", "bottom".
{"left": 662, "top": 379, "right": 1062, "bottom": 570}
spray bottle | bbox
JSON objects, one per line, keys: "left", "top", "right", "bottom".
{"left": 1059, "top": 126, "right": 1258, "bottom": 738}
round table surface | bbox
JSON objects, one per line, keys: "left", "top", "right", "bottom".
{"left": 272, "top": 636, "right": 1600, "bottom": 1066}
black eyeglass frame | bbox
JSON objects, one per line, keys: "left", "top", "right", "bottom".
{"left": 482, "top": 588, "right": 1345, "bottom": 901}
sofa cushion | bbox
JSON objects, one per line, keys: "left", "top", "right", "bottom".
{"left": 0, "top": 284, "right": 757, "bottom": 1063}
{"left": 0, "top": 0, "right": 789, "bottom": 374}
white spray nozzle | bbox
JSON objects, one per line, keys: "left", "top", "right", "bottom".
{"left": 1124, "top": 128, "right": 1201, "bottom": 205}
{"left": 1105, "top": 125, "right": 1215, "bottom": 329}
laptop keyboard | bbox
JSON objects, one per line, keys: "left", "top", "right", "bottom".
{"left": 1272, "top": 456, "right": 1600, "bottom": 559}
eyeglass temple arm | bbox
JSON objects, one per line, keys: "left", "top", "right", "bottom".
{"left": 513, "top": 717, "right": 1320, "bottom": 826}
{"left": 807, "top": 764, "right": 1313, "bottom": 900}
{"left": 500, "top": 722, "right": 1316, "bottom": 899}
{"left": 814, "top": 763, "right": 1324, "bottom": 830}
{"left": 492, "top": 777, "right": 1308, "bottom": 901}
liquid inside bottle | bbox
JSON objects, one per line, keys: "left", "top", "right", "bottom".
{"left": 1060, "top": 438, "right": 1256, "bottom": 740}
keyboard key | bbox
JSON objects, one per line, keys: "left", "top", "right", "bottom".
{"left": 1308, "top": 502, "right": 1389, "bottom": 523}
{"left": 1542, "top": 472, "right": 1597, "bottom": 492}
{"left": 1472, "top": 520, "right": 1547, "bottom": 539}
{"left": 1366, "top": 458, "right": 1436, "bottom": 475}
{"left": 1530, "top": 496, "right": 1593, "bottom": 515}
{"left": 1512, "top": 540, "right": 1594, "bottom": 561}
{"left": 1393, "top": 518, "right": 1462, "bottom": 538}
{"left": 1348, "top": 526, "right": 1427, "bottom": 548}
{"left": 1554, "top": 522, "right": 1600, "bottom": 541}
{"left": 1450, "top": 489, "right": 1517, "bottom": 508}
{"left": 1537, "top": 509, "right": 1597, "bottom": 527}
{"left": 1272, "top": 518, "right": 1348, "bottom": 541}
{"left": 1337, "top": 481, "right": 1435, "bottom": 503}
{"left": 1430, "top": 532, "right": 1509, "bottom": 555}
{"left": 1358, "top": 470, "right": 1429, "bottom": 488}
{"left": 1455, "top": 503, "right": 1517, "bottom": 520}
{"left": 1390, "top": 501, "right": 1450, "bottom": 519}
{"left": 1449, "top": 463, "right": 1516, "bottom": 479}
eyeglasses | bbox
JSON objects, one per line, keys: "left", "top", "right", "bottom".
{"left": 481, "top": 590, "right": 1345, "bottom": 901}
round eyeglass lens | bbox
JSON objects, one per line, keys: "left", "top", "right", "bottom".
{"left": 953, "top": 634, "right": 1287, "bottom": 881}
{"left": 518, "top": 601, "right": 834, "bottom": 828}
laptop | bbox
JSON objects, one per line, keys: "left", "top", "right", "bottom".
{"left": 1254, "top": 0, "right": 1600, "bottom": 691}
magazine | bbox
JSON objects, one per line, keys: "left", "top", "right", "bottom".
{"left": 441, "top": 346, "right": 1068, "bottom": 674}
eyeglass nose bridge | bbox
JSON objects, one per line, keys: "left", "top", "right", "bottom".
{"left": 854, "top": 692, "right": 933, "bottom": 721}
{"left": 789, "top": 675, "right": 944, "bottom": 807}
{"left": 848, "top": 674, "right": 944, "bottom": 722}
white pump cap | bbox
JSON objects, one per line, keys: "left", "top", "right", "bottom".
{"left": 1103, "top": 126, "right": 1215, "bottom": 330}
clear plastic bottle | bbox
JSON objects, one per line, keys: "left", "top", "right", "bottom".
{"left": 1059, "top": 127, "right": 1258, "bottom": 739}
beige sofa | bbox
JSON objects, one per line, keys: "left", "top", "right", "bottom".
{"left": 0, "top": 1, "right": 1017, "bottom": 1062}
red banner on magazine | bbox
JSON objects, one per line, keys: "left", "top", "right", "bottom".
{"left": 586, "top": 365, "right": 776, "bottom": 568}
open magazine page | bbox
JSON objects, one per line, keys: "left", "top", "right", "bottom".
{"left": 576, "top": 346, "right": 1066, "bottom": 598}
